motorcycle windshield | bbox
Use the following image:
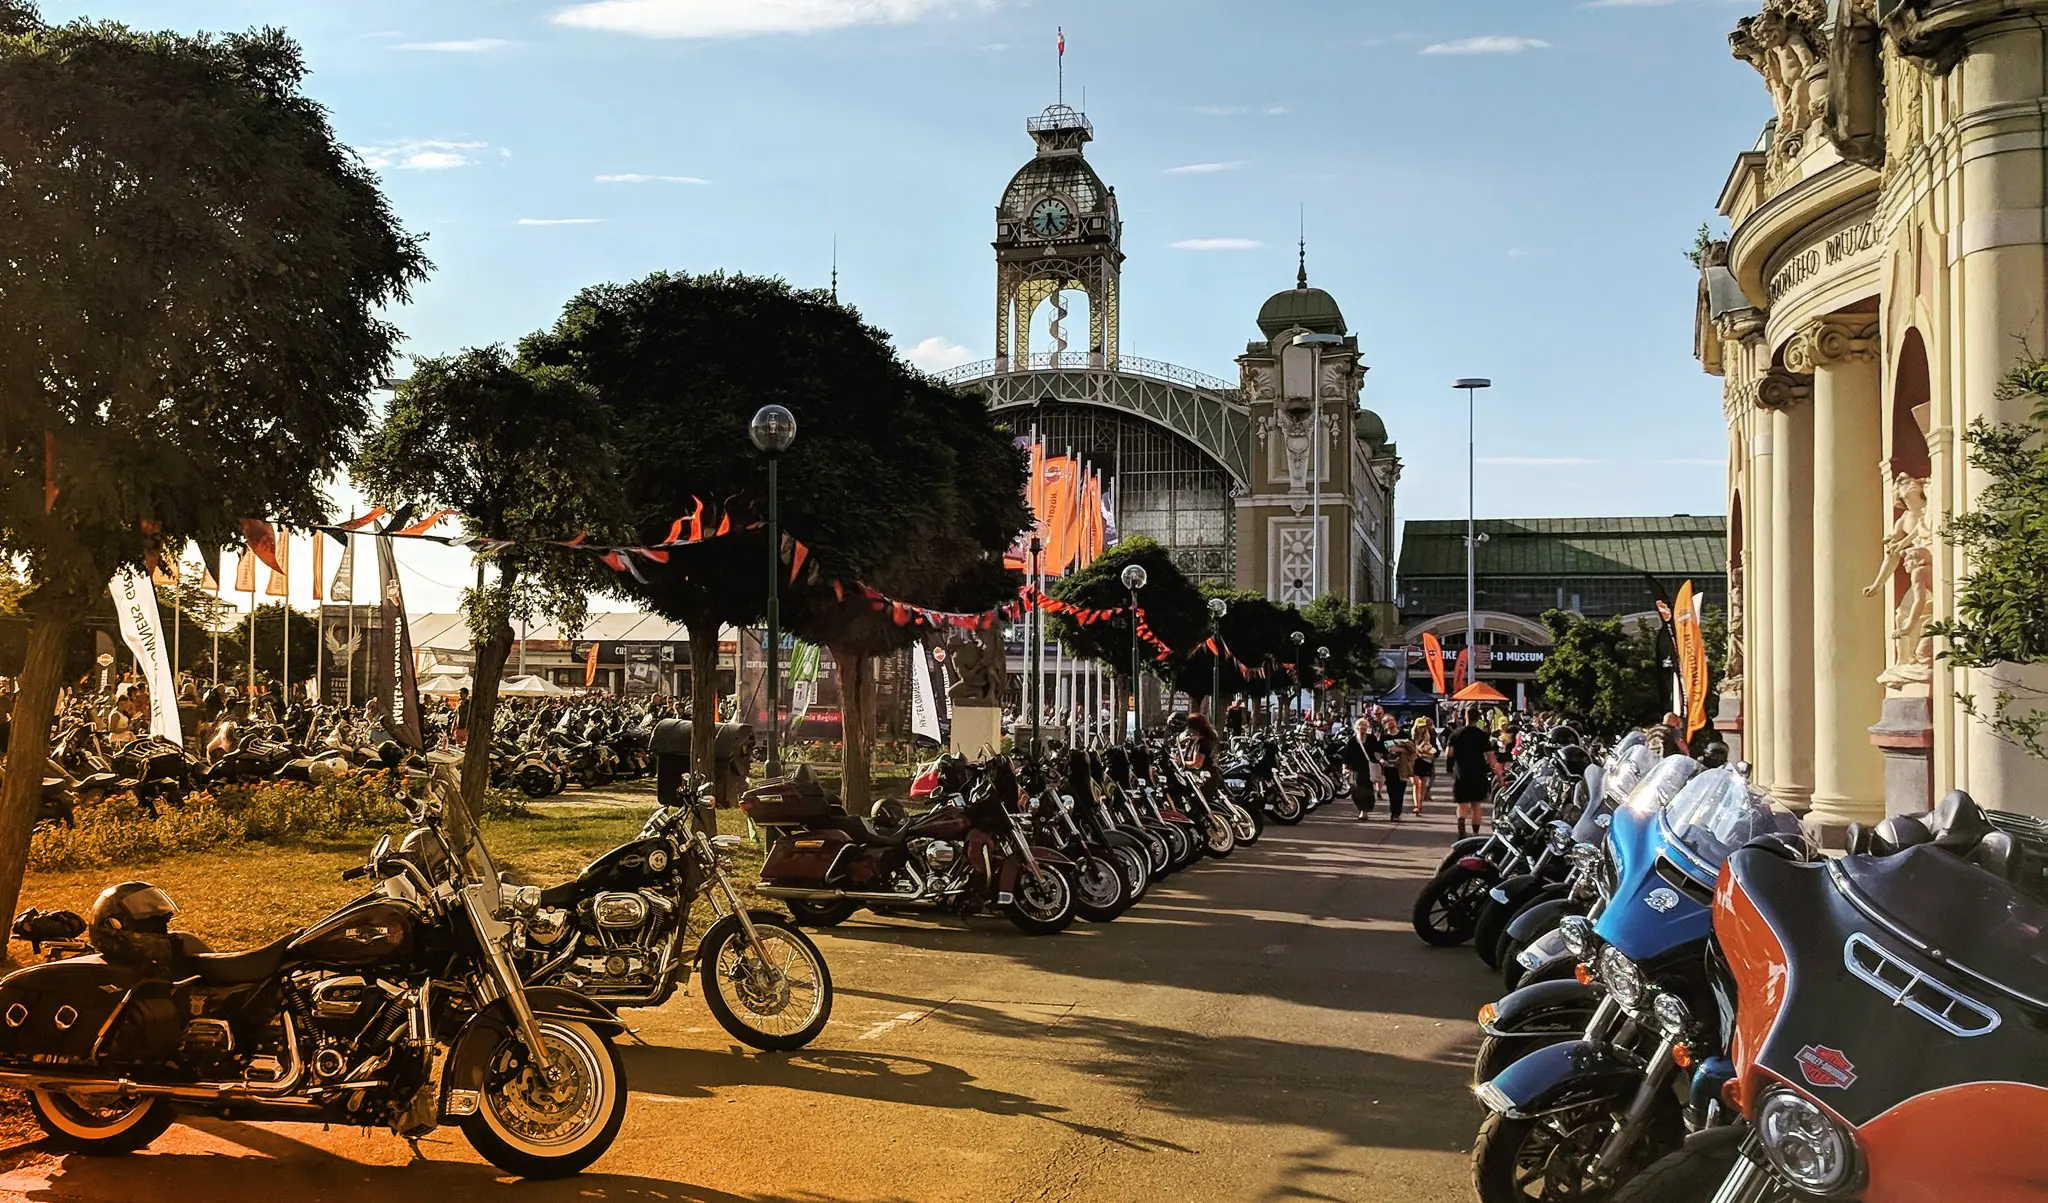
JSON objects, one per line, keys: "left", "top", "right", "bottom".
{"left": 1659, "top": 767, "right": 1799, "bottom": 877}
{"left": 1838, "top": 845, "right": 2048, "bottom": 1007}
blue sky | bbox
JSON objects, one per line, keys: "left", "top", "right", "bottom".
{"left": 49, "top": 0, "right": 1768, "bottom": 612}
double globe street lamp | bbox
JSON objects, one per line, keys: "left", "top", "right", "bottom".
{"left": 750, "top": 404, "right": 798, "bottom": 779}
{"left": 1207, "top": 595, "right": 1229, "bottom": 720}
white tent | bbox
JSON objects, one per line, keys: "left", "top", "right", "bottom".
{"left": 420, "top": 674, "right": 473, "bottom": 696}
{"left": 498, "top": 674, "right": 566, "bottom": 697}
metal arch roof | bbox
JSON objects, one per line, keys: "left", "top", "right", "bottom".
{"left": 1397, "top": 516, "right": 1728, "bottom": 579}
{"left": 939, "top": 356, "right": 1251, "bottom": 488}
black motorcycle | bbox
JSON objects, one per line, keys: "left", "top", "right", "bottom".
{"left": 513, "top": 789, "right": 833, "bottom": 1051}
{"left": 0, "top": 757, "right": 628, "bottom": 1178}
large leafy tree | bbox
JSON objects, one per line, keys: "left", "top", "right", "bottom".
{"left": 1301, "top": 594, "right": 1380, "bottom": 696}
{"left": 1535, "top": 609, "right": 1668, "bottom": 735}
{"left": 522, "top": 273, "right": 1026, "bottom": 793}
{"left": 1047, "top": 539, "right": 1208, "bottom": 729}
{"left": 354, "top": 347, "right": 623, "bottom": 818}
{"left": 0, "top": 8, "right": 425, "bottom": 923}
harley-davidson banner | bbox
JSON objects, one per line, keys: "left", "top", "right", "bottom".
{"left": 371, "top": 538, "right": 423, "bottom": 750}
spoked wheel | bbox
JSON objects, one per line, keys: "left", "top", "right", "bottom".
{"left": 1073, "top": 853, "right": 1132, "bottom": 922}
{"left": 1202, "top": 812, "right": 1236, "bottom": 858}
{"left": 699, "top": 911, "right": 834, "bottom": 1051}
{"left": 28, "top": 1090, "right": 174, "bottom": 1154}
{"left": 1472, "top": 1098, "right": 1681, "bottom": 1203}
{"left": 1268, "top": 789, "right": 1306, "bottom": 825}
{"left": 460, "top": 1019, "right": 628, "bottom": 1179}
{"left": 1413, "top": 865, "right": 1492, "bottom": 946}
{"left": 1004, "top": 865, "right": 1077, "bottom": 935}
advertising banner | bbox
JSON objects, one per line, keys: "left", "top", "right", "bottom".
{"left": 108, "top": 567, "right": 181, "bottom": 743}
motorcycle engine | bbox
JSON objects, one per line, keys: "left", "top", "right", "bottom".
{"left": 556, "top": 890, "right": 674, "bottom": 992}
{"left": 912, "top": 838, "right": 963, "bottom": 881}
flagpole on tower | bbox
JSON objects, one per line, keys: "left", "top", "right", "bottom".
{"left": 1057, "top": 27, "right": 1065, "bottom": 106}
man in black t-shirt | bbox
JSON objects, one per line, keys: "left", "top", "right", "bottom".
{"left": 1445, "top": 706, "right": 1499, "bottom": 840}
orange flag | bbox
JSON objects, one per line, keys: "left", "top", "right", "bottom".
{"left": 265, "top": 529, "right": 289, "bottom": 597}
{"left": 311, "top": 532, "right": 325, "bottom": 602}
{"left": 1422, "top": 632, "right": 1447, "bottom": 695}
{"left": 234, "top": 550, "right": 258, "bottom": 593}
{"left": 1674, "top": 580, "right": 1709, "bottom": 744}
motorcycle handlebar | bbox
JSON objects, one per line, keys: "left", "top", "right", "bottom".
{"left": 340, "top": 863, "right": 371, "bottom": 881}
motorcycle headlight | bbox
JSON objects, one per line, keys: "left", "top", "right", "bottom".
{"left": 1559, "top": 914, "right": 1596, "bottom": 961}
{"left": 1599, "top": 946, "right": 1646, "bottom": 1012}
{"left": 1651, "top": 992, "right": 1691, "bottom": 1039}
{"left": 1757, "top": 1090, "right": 1859, "bottom": 1194}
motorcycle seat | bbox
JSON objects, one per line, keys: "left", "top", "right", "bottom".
{"left": 185, "top": 934, "right": 293, "bottom": 985}
{"left": 76, "top": 772, "right": 119, "bottom": 793}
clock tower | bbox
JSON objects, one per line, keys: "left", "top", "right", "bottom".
{"left": 993, "top": 104, "right": 1123, "bottom": 371}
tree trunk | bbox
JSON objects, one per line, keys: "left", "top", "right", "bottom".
{"left": 0, "top": 603, "right": 79, "bottom": 939}
{"left": 686, "top": 614, "right": 720, "bottom": 838}
{"left": 832, "top": 646, "right": 876, "bottom": 815}
{"left": 459, "top": 616, "right": 515, "bottom": 829}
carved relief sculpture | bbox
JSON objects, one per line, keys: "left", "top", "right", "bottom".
{"left": 1865, "top": 471, "right": 1934, "bottom": 689}
{"left": 947, "top": 631, "right": 1009, "bottom": 707}
{"left": 1731, "top": 0, "right": 1831, "bottom": 169}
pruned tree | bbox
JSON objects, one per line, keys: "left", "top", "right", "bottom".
{"left": 1301, "top": 594, "right": 1380, "bottom": 696}
{"left": 0, "top": 11, "right": 425, "bottom": 924}
{"left": 354, "top": 347, "right": 623, "bottom": 818}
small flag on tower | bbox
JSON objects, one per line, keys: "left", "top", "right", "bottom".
{"left": 1057, "top": 27, "right": 1065, "bottom": 56}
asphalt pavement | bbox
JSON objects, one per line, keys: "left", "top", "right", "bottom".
{"left": 0, "top": 801, "right": 1500, "bottom": 1203}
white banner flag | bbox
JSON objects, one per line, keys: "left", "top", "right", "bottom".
{"left": 108, "top": 567, "right": 182, "bottom": 744}
{"left": 910, "top": 642, "right": 941, "bottom": 743}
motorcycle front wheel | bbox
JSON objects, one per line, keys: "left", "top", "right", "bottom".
{"left": 1110, "top": 845, "right": 1150, "bottom": 903}
{"left": 1202, "top": 813, "right": 1236, "bottom": 858}
{"left": 1004, "top": 865, "right": 1076, "bottom": 935}
{"left": 1471, "top": 1096, "right": 1680, "bottom": 1203}
{"left": 1073, "top": 854, "right": 1131, "bottom": 922}
{"left": 698, "top": 912, "right": 833, "bottom": 1052}
{"left": 1608, "top": 1131, "right": 1746, "bottom": 1203}
{"left": 1412, "top": 865, "right": 1491, "bottom": 947}
{"left": 1229, "top": 801, "right": 1261, "bottom": 845}
{"left": 1267, "top": 788, "right": 1306, "bottom": 825}
{"left": 28, "top": 1090, "right": 175, "bottom": 1154}
{"left": 459, "top": 1018, "right": 627, "bottom": 1179}
{"left": 518, "top": 772, "right": 554, "bottom": 800}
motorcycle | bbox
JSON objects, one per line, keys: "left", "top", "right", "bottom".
{"left": 514, "top": 787, "right": 833, "bottom": 1051}
{"left": 1611, "top": 790, "right": 2048, "bottom": 1203}
{"left": 1471, "top": 765, "right": 1802, "bottom": 1203}
{"left": 753, "top": 758, "right": 1081, "bottom": 935}
{"left": 0, "top": 755, "right": 628, "bottom": 1178}
{"left": 1413, "top": 738, "right": 1591, "bottom": 947}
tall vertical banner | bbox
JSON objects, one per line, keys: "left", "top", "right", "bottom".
{"left": 329, "top": 536, "right": 354, "bottom": 602}
{"left": 108, "top": 568, "right": 182, "bottom": 743}
{"left": 372, "top": 538, "right": 423, "bottom": 750}
{"left": 1421, "top": 632, "right": 1447, "bottom": 695}
{"left": 788, "top": 641, "right": 821, "bottom": 731}
{"left": 909, "top": 641, "right": 941, "bottom": 743}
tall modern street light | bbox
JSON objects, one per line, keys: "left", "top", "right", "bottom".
{"left": 1122, "top": 563, "right": 1149, "bottom": 737}
{"left": 1288, "top": 629, "right": 1306, "bottom": 721}
{"left": 1293, "top": 333, "right": 1347, "bottom": 599}
{"left": 1316, "top": 645, "right": 1331, "bottom": 723}
{"left": 1207, "top": 596, "right": 1229, "bottom": 717}
{"left": 1453, "top": 379, "right": 1492, "bottom": 685}
{"left": 750, "top": 404, "right": 798, "bottom": 778}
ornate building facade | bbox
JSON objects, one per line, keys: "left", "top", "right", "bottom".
{"left": 945, "top": 103, "right": 1400, "bottom": 608}
{"left": 1697, "top": 0, "right": 2048, "bottom": 828}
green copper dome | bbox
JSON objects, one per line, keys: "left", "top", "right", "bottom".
{"left": 1257, "top": 286, "right": 1347, "bottom": 339}
{"left": 1355, "top": 407, "right": 1388, "bottom": 450}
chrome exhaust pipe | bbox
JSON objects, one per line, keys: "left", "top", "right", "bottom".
{"left": 0, "top": 1012, "right": 308, "bottom": 1105}
{"left": 757, "top": 884, "right": 931, "bottom": 904}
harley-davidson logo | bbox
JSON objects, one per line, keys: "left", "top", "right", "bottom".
{"left": 1645, "top": 888, "right": 1681, "bottom": 913}
{"left": 1796, "top": 1045, "right": 1857, "bottom": 1089}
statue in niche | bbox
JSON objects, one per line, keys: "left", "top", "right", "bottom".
{"left": 947, "top": 630, "right": 1008, "bottom": 708}
{"left": 1731, "top": 1, "right": 1830, "bottom": 144}
{"left": 1865, "top": 470, "right": 1934, "bottom": 688}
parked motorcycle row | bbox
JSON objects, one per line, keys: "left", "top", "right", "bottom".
{"left": 1, "top": 748, "right": 835, "bottom": 1177}
{"left": 1428, "top": 728, "right": 2048, "bottom": 1202}
{"left": 750, "top": 726, "right": 1347, "bottom": 935}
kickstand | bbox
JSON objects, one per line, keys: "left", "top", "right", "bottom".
{"left": 620, "top": 1023, "right": 653, "bottom": 1047}
{"left": 405, "top": 1136, "right": 426, "bottom": 1163}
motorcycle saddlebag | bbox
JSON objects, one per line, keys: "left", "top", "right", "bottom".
{"left": 762, "top": 830, "right": 852, "bottom": 886}
{"left": 0, "top": 955, "right": 180, "bottom": 1065}
{"left": 742, "top": 778, "right": 834, "bottom": 825}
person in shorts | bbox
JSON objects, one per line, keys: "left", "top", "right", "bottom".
{"left": 1445, "top": 706, "right": 1498, "bottom": 840}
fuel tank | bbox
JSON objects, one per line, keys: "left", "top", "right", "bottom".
{"left": 572, "top": 838, "right": 679, "bottom": 893}
{"left": 287, "top": 898, "right": 418, "bottom": 967}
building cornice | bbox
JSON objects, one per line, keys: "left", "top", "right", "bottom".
{"left": 1727, "top": 159, "right": 1882, "bottom": 309}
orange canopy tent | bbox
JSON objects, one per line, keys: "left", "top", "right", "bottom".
{"left": 1450, "top": 681, "right": 1510, "bottom": 704}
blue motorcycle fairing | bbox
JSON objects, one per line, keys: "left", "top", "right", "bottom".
{"left": 1593, "top": 798, "right": 1714, "bottom": 963}
{"left": 1479, "top": 1038, "right": 1648, "bottom": 1119}
{"left": 1482, "top": 979, "right": 1600, "bottom": 1037}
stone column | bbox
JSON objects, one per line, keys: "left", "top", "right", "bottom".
{"left": 1788, "top": 315, "right": 1887, "bottom": 832}
{"left": 1762, "top": 368, "right": 1814, "bottom": 809}
{"left": 1746, "top": 415, "right": 1776, "bottom": 785}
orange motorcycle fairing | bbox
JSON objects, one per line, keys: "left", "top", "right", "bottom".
{"left": 1857, "top": 1081, "right": 2048, "bottom": 1203}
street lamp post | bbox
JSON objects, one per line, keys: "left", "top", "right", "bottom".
{"left": 1293, "top": 333, "right": 1346, "bottom": 600}
{"left": 750, "top": 404, "right": 798, "bottom": 779}
{"left": 1452, "top": 379, "right": 1492, "bottom": 682}
{"left": 1122, "top": 563, "right": 1148, "bottom": 738}
{"left": 1207, "top": 596, "right": 1229, "bottom": 719}
{"left": 1029, "top": 535, "right": 1044, "bottom": 756}
{"left": 1316, "top": 644, "right": 1330, "bottom": 724}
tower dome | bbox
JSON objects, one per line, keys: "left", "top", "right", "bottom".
{"left": 1256, "top": 248, "right": 1347, "bottom": 339}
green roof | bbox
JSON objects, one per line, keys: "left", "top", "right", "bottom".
{"left": 1256, "top": 287, "right": 1347, "bottom": 339}
{"left": 1397, "top": 516, "right": 1727, "bottom": 579}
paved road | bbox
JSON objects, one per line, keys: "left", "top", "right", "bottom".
{"left": 0, "top": 805, "right": 1499, "bottom": 1203}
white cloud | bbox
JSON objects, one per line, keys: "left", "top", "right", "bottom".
{"left": 1165, "top": 161, "right": 1248, "bottom": 175}
{"left": 518, "top": 217, "right": 606, "bottom": 226}
{"left": 596, "top": 172, "right": 711, "bottom": 184}
{"left": 550, "top": 0, "right": 968, "bottom": 39}
{"left": 1171, "top": 238, "right": 1263, "bottom": 251}
{"left": 1264, "top": 105, "right": 1291, "bottom": 116}
{"left": 1190, "top": 105, "right": 1248, "bottom": 116}
{"left": 1479, "top": 456, "right": 1603, "bottom": 466}
{"left": 395, "top": 38, "right": 513, "bottom": 51}
{"left": 1421, "top": 36, "right": 1551, "bottom": 55}
{"left": 904, "top": 336, "right": 975, "bottom": 372}
{"left": 354, "top": 139, "right": 489, "bottom": 170}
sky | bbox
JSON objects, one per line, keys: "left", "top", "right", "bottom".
{"left": 46, "top": 0, "right": 1772, "bottom": 615}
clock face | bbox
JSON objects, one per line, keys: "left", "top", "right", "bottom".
{"left": 1029, "top": 198, "right": 1074, "bottom": 238}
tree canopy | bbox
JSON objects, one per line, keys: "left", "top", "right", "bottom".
{"left": 0, "top": 9, "right": 425, "bottom": 927}
{"left": 1535, "top": 610, "right": 1669, "bottom": 736}
{"left": 1045, "top": 537, "right": 1208, "bottom": 683}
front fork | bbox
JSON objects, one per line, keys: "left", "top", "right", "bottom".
{"left": 698, "top": 832, "right": 776, "bottom": 971}
{"left": 1587, "top": 1034, "right": 1677, "bottom": 1180}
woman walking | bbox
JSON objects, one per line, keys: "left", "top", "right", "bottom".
{"left": 1380, "top": 714, "right": 1413, "bottom": 824}
{"left": 1339, "top": 716, "right": 1383, "bottom": 820}
{"left": 1409, "top": 715, "right": 1437, "bottom": 817}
